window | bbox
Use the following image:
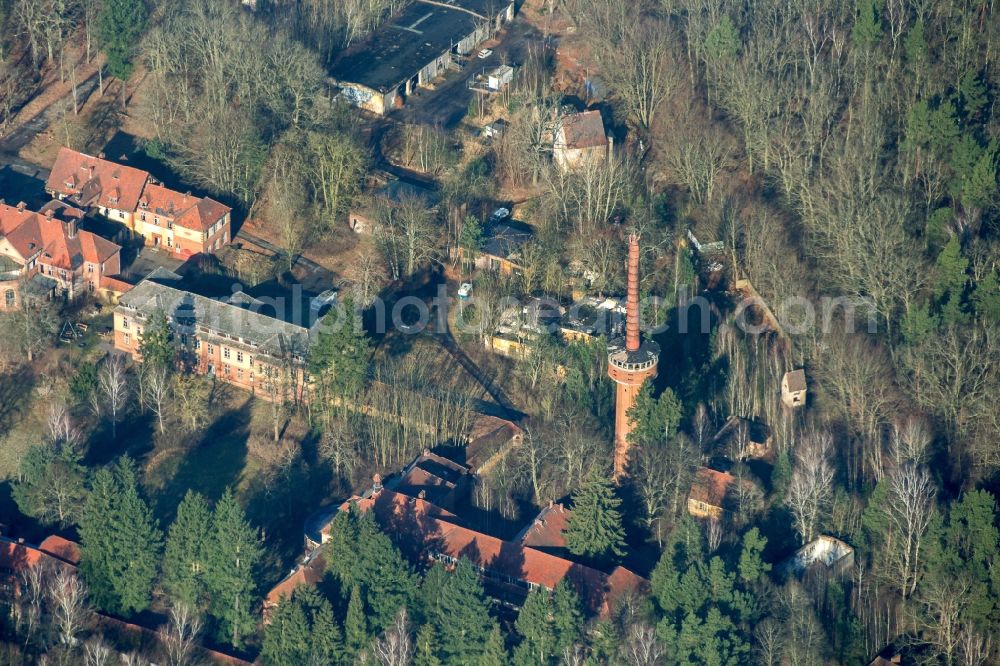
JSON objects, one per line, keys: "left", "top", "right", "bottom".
{"left": 118, "top": 210, "right": 125, "bottom": 219}
{"left": 141, "top": 213, "right": 146, "bottom": 221}
{"left": 195, "top": 339, "right": 201, "bottom": 350}
{"left": 167, "top": 237, "right": 172, "bottom": 247}
{"left": 122, "top": 317, "right": 130, "bottom": 329}
{"left": 180, "top": 334, "right": 187, "bottom": 345}
{"left": 237, "top": 368, "right": 243, "bottom": 380}
{"left": 224, "top": 364, "right": 230, "bottom": 376}
{"left": 207, "top": 343, "right": 214, "bottom": 354}
{"left": 4, "top": 290, "right": 14, "bottom": 307}
{"left": 223, "top": 347, "right": 230, "bottom": 359}
{"left": 236, "top": 351, "right": 243, "bottom": 363}
{"left": 167, "top": 221, "right": 173, "bottom": 230}
{"left": 124, "top": 333, "right": 130, "bottom": 346}
{"left": 87, "top": 263, "right": 93, "bottom": 273}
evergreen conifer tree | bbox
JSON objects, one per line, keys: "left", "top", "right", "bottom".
{"left": 79, "top": 466, "right": 120, "bottom": 611}
{"left": 204, "top": 489, "right": 262, "bottom": 648}
{"left": 299, "top": 586, "right": 344, "bottom": 664}
{"left": 564, "top": 469, "right": 627, "bottom": 561}
{"left": 481, "top": 624, "right": 509, "bottom": 666}
{"left": 514, "top": 587, "right": 555, "bottom": 665}
{"left": 97, "top": 0, "right": 149, "bottom": 80}
{"left": 79, "top": 457, "right": 162, "bottom": 616}
{"left": 414, "top": 624, "right": 442, "bottom": 666}
{"left": 137, "top": 309, "right": 174, "bottom": 370}
{"left": 163, "top": 490, "right": 212, "bottom": 609}
{"left": 309, "top": 299, "right": 371, "bottom": 418}
{"left": 260, "top": 597, "right": 310, "bottom": 666}
{"left": 432, "top": 559, "right": 494, "bottom": 664}
{"left": 345, "top": 585, "right": 368, "bottom": 658}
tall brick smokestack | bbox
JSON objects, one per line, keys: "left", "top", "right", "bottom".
{"left": 625, "top": 234, "right": 641, "bottom": 352}
{"left": 607, "top": 233, "right": 660, "bottom": 481}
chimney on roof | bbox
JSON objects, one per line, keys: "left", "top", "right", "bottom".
{"left": 98, "top": 152, "right": 105, "bottom": 159}
{"left": 44, "top": 209, "right": 53, "bottom": 219}
{"left": 373, "top": 473, "right": 383, "bottom": 493}
{"left": 88, "top": 165, "right": 95, "bottom": 179}
{"left": 418, "top": 490, "right": 427, "bottom": 500}
{"left": 16, "top": 202, "right": 25, "bottom": 212}
{"left": 65, "top": 216, "right": 77, "bottom": 239}
{"left": 422, "top": 447, "right": 430, "bottom": 457}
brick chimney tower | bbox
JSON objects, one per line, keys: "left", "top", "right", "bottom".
{"left": 608, "top": 234, "right": 660, "bottom": 480}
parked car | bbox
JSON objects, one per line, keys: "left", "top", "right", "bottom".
{"left": 489, "top": 207, "right": 510, "bottom": 223}
{"left": 458, "top": 282, "right": 473, "bottom": 299}
{"left": 478, "top": 48, "right": 493, "bottom": 59}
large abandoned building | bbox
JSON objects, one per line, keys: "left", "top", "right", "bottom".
{"left": 331, "top": 0, "right": 515, "bottom": 114}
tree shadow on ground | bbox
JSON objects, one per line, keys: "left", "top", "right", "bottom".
{"left": 84, "top": 412, "right": 156, "bottom": 467}
{"left": 148, "top": 400, "right": 253, "bottom": 521}
{"left": 0, "top": 367, "right": 35, "bottom": 439}
{"left": 243, "top": 454, "right": 339, "bottom": 588}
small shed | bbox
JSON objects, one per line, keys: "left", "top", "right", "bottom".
{"left": 782, "top": 369, "right": 807, "bottom": 408}
{"left": 488, "top": 65, "right": 514, "bottom": 90}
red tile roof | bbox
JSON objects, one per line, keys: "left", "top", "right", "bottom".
{"left": 264, "top": 551, "right": 327, "bottom": 612}
{"left": 46, "top": 147, "right": 149, "bottom": 212}
{"left": 517, "top": 503, "right": 570, "bottom": 551}
{"left": 138, "top": 183, "right": 230, "bottom": 232}
{"left": 343, "top": 490, "right": 645, "bottom": 616}
{"left": 689, "top": 467, "right": 736, "bottom": 508}
{"left": 38, "top": 535, "right": 81, "bottom": 565}
{"left": 0, "top": 202, "right": 120, "bottom": 270}
{"left": 558, "top": 110, "right": 608, "bottom": 150}
{"left": 100, "top": 275, "right": 134, "bottom": 294}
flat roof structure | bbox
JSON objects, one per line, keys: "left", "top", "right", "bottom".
{"left": 331, "top": 0, "right": 512, "bottom": 94}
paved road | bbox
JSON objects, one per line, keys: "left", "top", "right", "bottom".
{"left": 0, "top": 72, "right": 100, "bottom": 155}
{"left": 392, "top": 11, "right": 543, "bottom": 128}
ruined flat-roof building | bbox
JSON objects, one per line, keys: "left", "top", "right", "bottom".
{"left": 331, "top": 0, "right": 515, "bottom": 115}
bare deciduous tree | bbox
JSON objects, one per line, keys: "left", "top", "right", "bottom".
{"left": 160, "top": 601, "right": 202, "bottom": 666}
{"left": 885, "top": 464, "right": 935, "bottom": 598}
{"left": 84, "top": 638, "right": 116, "bottom": 666}
{"left": 623, "top": 622, "right": 665, "bottom": 666}
{"left": 48, "top": 568, "right": 89, "bottom": 647}
{"left": 99, "top": 353, "right": 129, "bottom": 440}
{"left": 372, "top": 608, "right": 413, "bottom": 666}
{"left": 786, "top": 431, "right": 835, "bottom": 544}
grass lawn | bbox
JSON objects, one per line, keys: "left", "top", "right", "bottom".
{"left": 143, "top": 394, "right": 259, "bottom": 522}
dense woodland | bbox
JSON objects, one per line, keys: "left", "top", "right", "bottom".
{"left": 0, "top": 0, "right": 999, "bottom": 664}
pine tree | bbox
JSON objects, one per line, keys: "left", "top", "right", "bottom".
{"left": 852, "top": 0, "right": 882, "bottom": 50}
{"left": 97, "top": 0, "right": 149, "bottom": 80}
{"left": 414, "top": 624, "right": 442, "bottom": 666}
{"left": 564, "top": 469, "right": 627, "bottom": 561}
{"left": 432, "top": 559, "right": 494, "bottom": 665}
{"left": 298, "top": 586, "right": 343, "bottom": 664}
{"left": 737, "top": 528, "right": 770, "bottom": 585}
{"left": 550, "top": 581, "right": 583, "bottom": 656}
{"left": 79, "top": 466, "right": 120, "bottom": 612}
{"left": 355, "top": 512, "right": 417, "bottom": 632}
{"left": 260, "top": 597, "right": 310, "bottom": 666}
{"left": 972, "top": 270, "right": 1000, "bottom": 325}
{"left": 309, "top": 299, "right": 370, "bottom": 414}
{"left": 162, "top": 490, "right": 212, "bottom": 609}
{"left": 626, "top": 384, "right": 682, "bottom": 447}
{"left": 204, "top": 489, "right": 262, "bottom": 648}
{"left": 137, "top": 309, "right": 174, "bottom": 370}
{"left": 112, "top": 458, "right": 163, "bottom": 615}
{"left": 514, "top": 587, "right": 555, "bottom": 665}
{"left": 79, "top": 458, "right": 162, "bottom": 616}
{"left": 345, "top": 585, "right": 368, "bottom": 658}
{"left": 481, "top": 624, "right": 509, "bottom": 666}
{"left": 932, "top": 236, "right": 969, "bottom": 324}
